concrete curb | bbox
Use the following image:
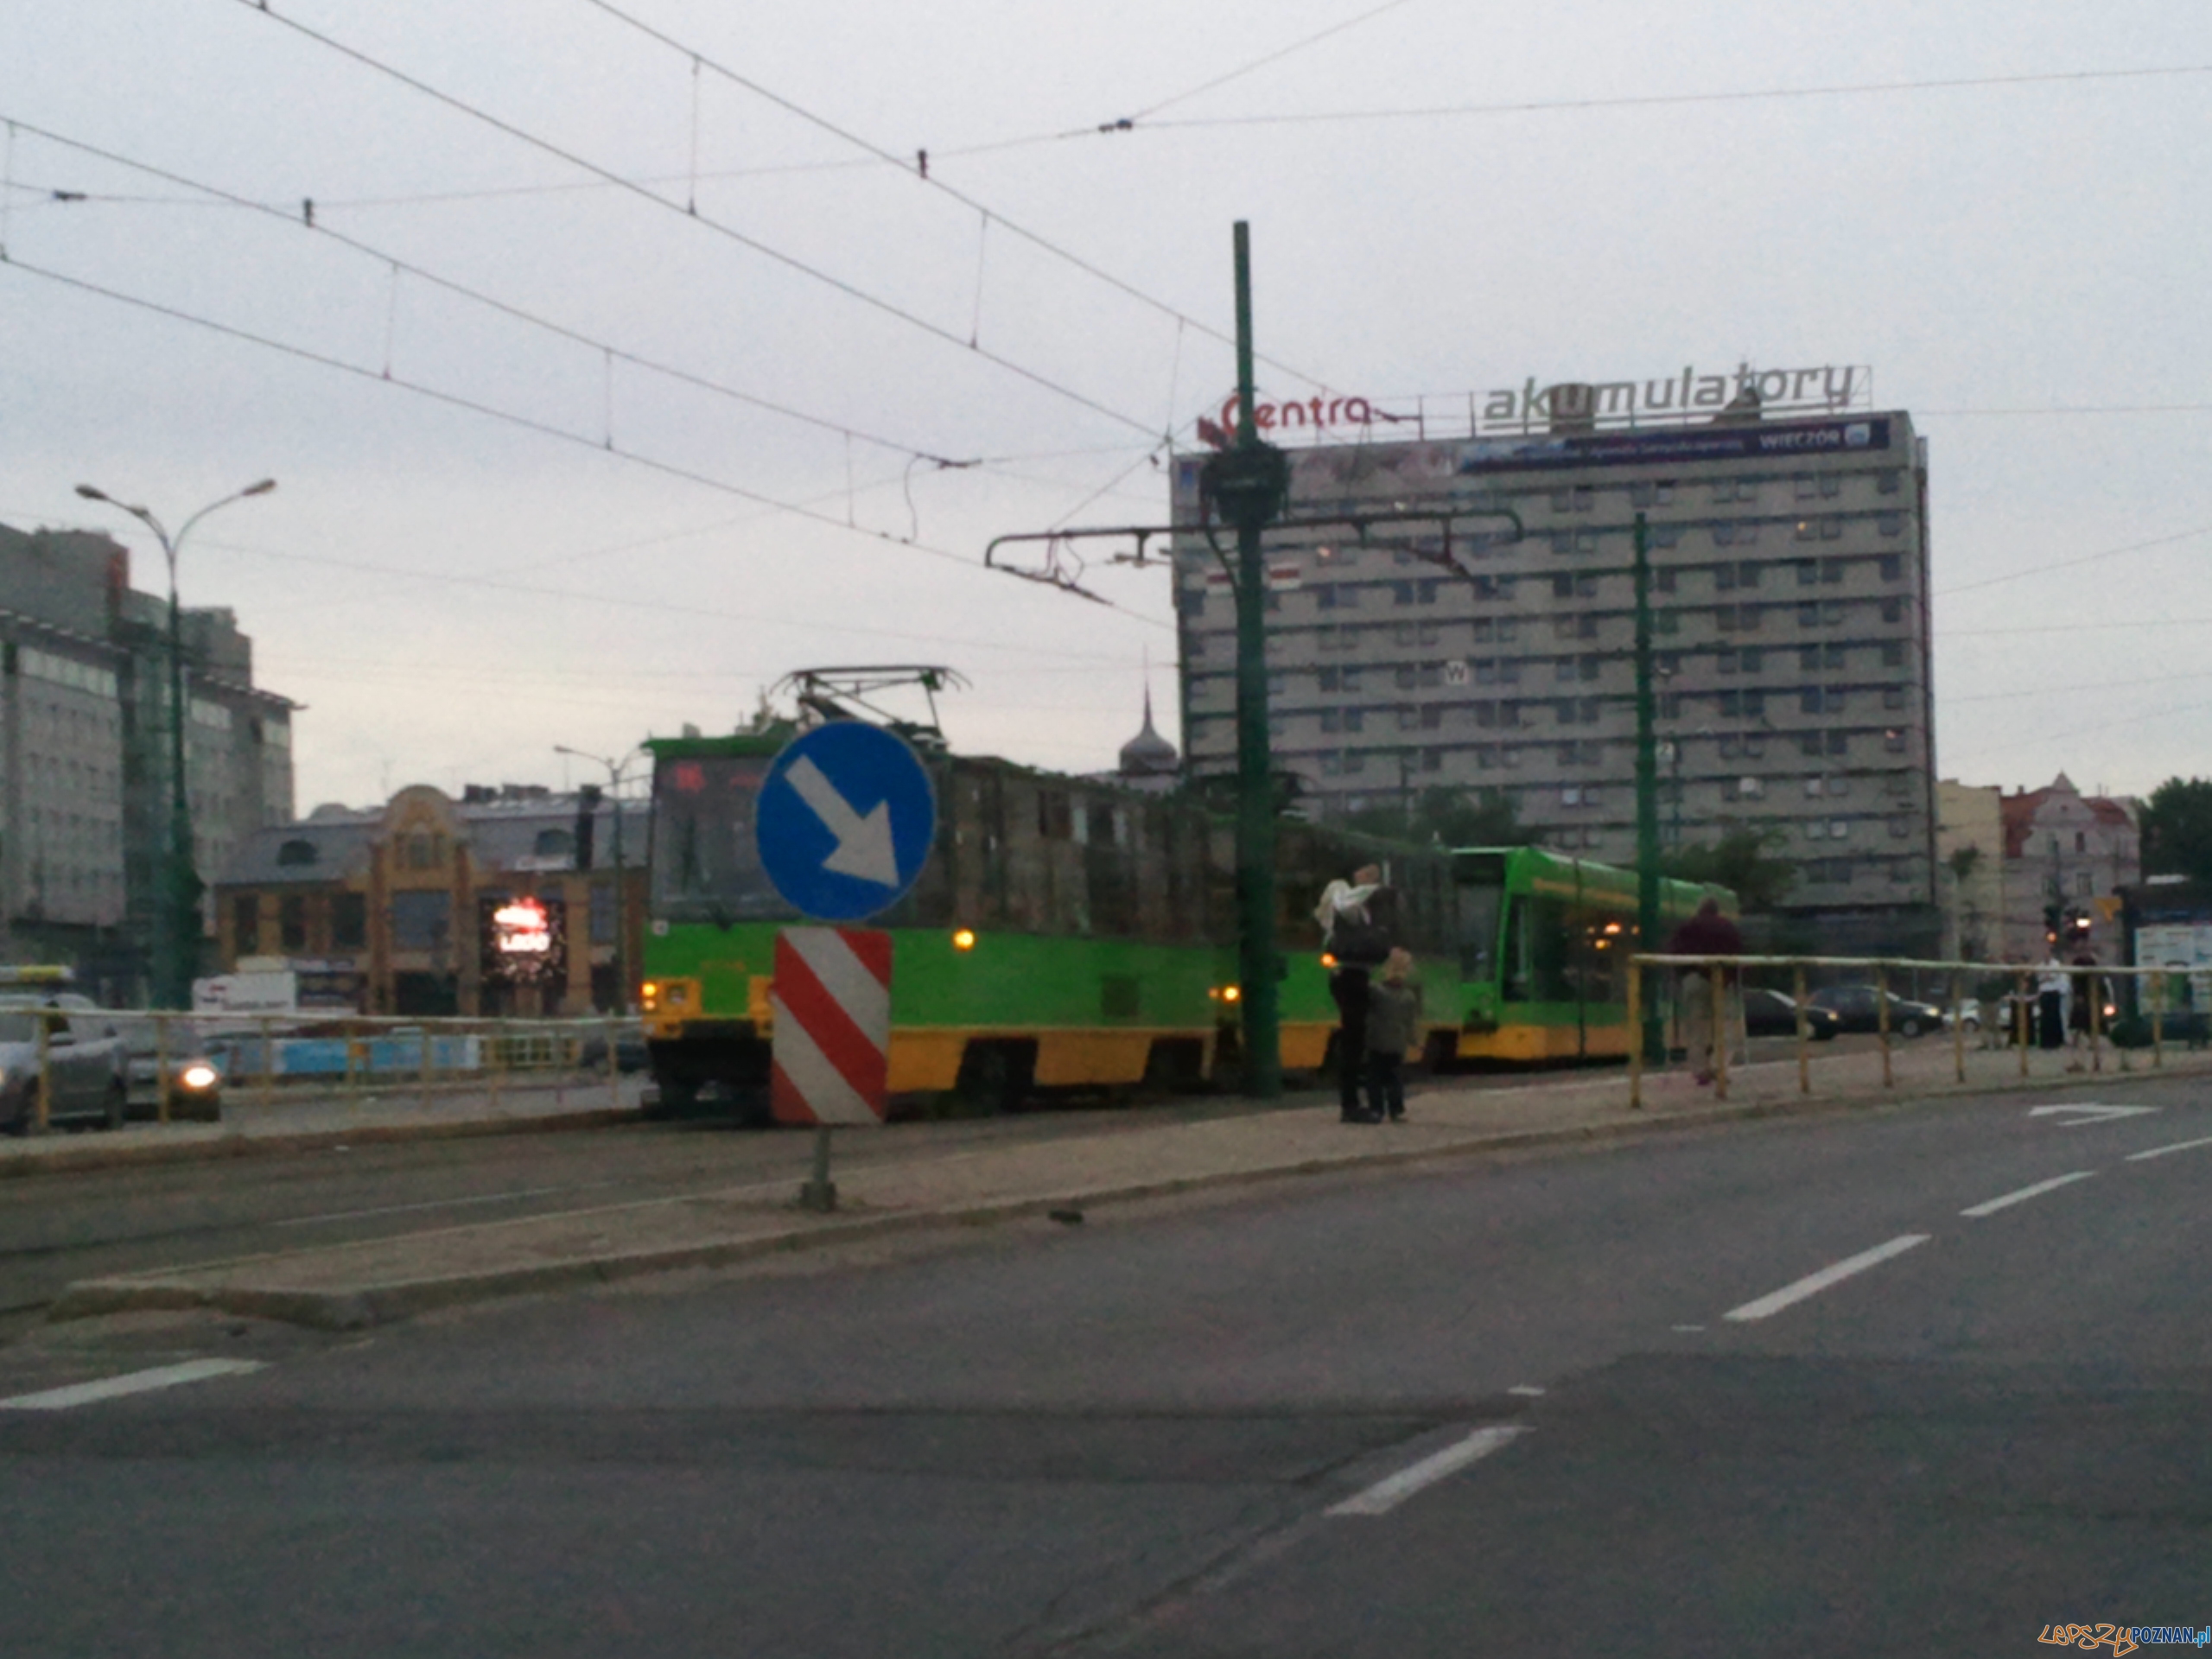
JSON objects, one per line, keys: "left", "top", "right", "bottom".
{"left": 0, "top": 1106, "right": 643, "bottom": 1180}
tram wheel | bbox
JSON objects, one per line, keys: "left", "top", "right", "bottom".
{"left": 953, "top": 1040, "right": 1036, "bottom": 1116}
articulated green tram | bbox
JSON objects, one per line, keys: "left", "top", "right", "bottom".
{"left": 638, "top": 725, "right": 1728, "bottom": 1110}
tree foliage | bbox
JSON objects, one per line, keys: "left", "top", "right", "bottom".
{"left": 2140, "top": 777, "right": 2212, "bottom": 886}
{"left": 1339, "top": 786, "right": 1525, "bottom": 849}
{"left": 1664, "top": 826, "right": 1797, "bottom": 912}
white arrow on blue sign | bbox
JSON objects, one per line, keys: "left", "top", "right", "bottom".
{"left": 756, "top": 723, "right": 937, "bottom": 922}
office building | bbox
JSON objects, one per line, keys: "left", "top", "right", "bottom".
{"left": 0, "top": 522, "right": 294, "bottom": 995}
{"left": 1171, "top": 383, "right": 1939, "bottom": 952}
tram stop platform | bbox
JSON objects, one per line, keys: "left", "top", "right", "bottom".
{"left": 48, "top": 1033, "right": 2212, "bottom": 1331}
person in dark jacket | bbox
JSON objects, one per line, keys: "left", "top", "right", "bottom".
{"left": 1365, "top": 949, "right": 1421, "bottom": 1123}
{"left": 1317, "top": 863, "right": 1389, "bottom": 1122}
{"left": 1667, "top": 897, "right": 1744, "bottom": 1085}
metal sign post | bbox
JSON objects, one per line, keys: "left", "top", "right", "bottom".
{"left": 756, "top": 722, "right": 936, "bottom": 1206}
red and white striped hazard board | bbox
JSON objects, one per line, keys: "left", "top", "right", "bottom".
{"left": 769, "top": 927, "right": 893, "bottom": 1127}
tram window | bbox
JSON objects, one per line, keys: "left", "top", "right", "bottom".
{"left": 1458, "top": 878, "right": 1503, "bottom": 982}
{"left": 1501, "top": 897, "right": 1531, "bottom": 1001}
{"left": 1529, "top": 898, "right": 1574, "bottom": 1002}
{"left": 648, "top": 754, "right": 795, "bottom": 924}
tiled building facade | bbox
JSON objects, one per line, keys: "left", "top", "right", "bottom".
{"left": 1173, "top": 407, "right": 1939, "bottom": 952}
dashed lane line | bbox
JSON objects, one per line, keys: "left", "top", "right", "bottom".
{"left": 1722, "top": 1234, "right": 1930, "bottom": 1323}
{"left": 1327, "top": 1426, "right": 1529, "bottom": 1517}
{"left": 1960, "top": 1171, "right": 2097, "bottom": 1218}
{"left": 2126, "top": 1134, "right": 2212, "bottom": 1162}
{"left": 0, "top": 1358, "right": 266, "bottom": 1412}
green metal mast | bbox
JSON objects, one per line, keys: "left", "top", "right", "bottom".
{"left": 1203, "top": 222, "right": 1289, "bottom": 1097}
{"left": 1632, "top": 510, "right": 1664, "bottom": 1062}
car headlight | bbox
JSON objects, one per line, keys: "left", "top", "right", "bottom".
{"left": 180, "top": 1062, "right": 219, "bottom": 1090}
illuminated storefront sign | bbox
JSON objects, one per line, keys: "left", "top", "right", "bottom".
{"left": 493, "top": 897, "right": 553, "bottom": 957}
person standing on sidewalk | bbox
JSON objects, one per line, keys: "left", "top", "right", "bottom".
{"left": 1316, "top": 863, "right": 1391, "bottom": 1123}
{"left": 1666, "top": 897, "right": 1743, "bottom": 1086}
{"left": 1365, "top": 949, "right": 1422, "bottom": 1123}
{"left": 2037, "top": 954, "right": 2070, "bottom": 1051}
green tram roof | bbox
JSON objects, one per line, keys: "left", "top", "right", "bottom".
{"left": 642, "top": 731, "right": 1732, "bottom": 912}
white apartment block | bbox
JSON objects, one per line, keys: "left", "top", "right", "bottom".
{"left": 1171, "top": 402, "right": 1937, "bottom": 951}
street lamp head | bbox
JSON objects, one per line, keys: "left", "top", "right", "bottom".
{"left": 74, "top": 484, "right": 111, "bottom": 503}
{"left": 242, "top": 479, "right": 276, "bottom": 497}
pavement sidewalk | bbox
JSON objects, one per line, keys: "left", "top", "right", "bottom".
{"left": 53, "top": 1038, "right": 2209, "bottom": 1331}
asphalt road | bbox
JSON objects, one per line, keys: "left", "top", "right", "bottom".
{"left": 1, "top": 1074, "right": 2205, "bottom": 1656}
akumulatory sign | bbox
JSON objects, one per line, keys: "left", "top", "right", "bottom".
{"left": 1215, "top": 361, "right": 1873, "bottom": 438}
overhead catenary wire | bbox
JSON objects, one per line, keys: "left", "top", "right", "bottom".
{"left": 137, "top": 525, "right": 1170, "bottom": 661}
{"left": 567, "top": 0, "right": 1336, "bottom": 395}
{"left": 0, "top": 117, "right": 980, "bottom": 469}
{"left": 1934, "top": 523, "right": 2212, "bottom": 598}
{"left": 232, "top": 1, "right": 1176, "bottom": 438}
{"left": 3, "top": 251, "right": 1162, "bottom": 635}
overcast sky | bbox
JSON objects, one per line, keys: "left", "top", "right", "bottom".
{"left": 3, "top": 0, "right": 2207, "bottom": 810}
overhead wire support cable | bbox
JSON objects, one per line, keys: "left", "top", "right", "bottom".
{"left": 232, "top": 0, "right": 1171, "bottom": 436}
{"left": 1122, "top": 60, "right": 2212, "bottom": 132}
{"left": 1111, "top": 0, "right": 1419, "bottom": 124}
{"left": 567, "top": 0, "right": 1335, "bottom": 394}
{"left": 2, "top": 116, "right": 976, "bottom": 470}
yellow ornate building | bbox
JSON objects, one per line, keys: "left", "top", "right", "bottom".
{"left": 212, "top": 783, "right": 644, "bottom": 1015}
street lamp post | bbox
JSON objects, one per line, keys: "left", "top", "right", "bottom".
{"left": 75, "top": 479, "right": 275, "bottom": 1009}
{"left": 553, "top": 745, "right": 642, "bottom": 1013}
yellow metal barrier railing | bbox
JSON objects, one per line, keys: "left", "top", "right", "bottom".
{"left": 1625, "top": 955, "right": 2195, "bottom": 1110}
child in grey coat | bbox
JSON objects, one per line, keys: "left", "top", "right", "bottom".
{"left": 1364, "top": 949, "right": 1421, "bottom": 1123}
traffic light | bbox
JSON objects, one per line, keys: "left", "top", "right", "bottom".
{"left": 2044, "top": 903, "right": 2062, "bottom": 944}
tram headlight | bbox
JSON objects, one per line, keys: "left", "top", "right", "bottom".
{"left": 180, "top": 1061, "right": 219, "bottom": 1091}
{"left": 952, "top": 928, "right": 977, "bottom": 952}
{"left": 1320, "top": 952, "right": 1338, "bottom": 969}
{"left": 1222, "top": 985, "right": 1241, "bottom": 1003}
{"left": 640, "top": 980, "right": 660, "bottom": 1011}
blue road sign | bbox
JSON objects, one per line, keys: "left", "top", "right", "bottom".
{"left": 756, "top": 722, "right": 937, "bottom": 922}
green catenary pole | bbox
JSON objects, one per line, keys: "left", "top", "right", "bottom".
{"left": 1209, "top": 221, "right": 1289, "bottom": 1097}
{"left": 1632, "top": 510, "right": 1664, "bottom": 1063}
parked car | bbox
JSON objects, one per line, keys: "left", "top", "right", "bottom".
{"left": 118, "top": 1027, "right": 225, "bottom": 1122}
{"left": 1742, "top": 988, "right": 1841, "bottom": 1039}
{"left": 0, "top": 1005, "right": 130, "bottom": 1133}
{"left": 1808, "top": 984, "right": 1947, "bottom": 1037}
{"left": 579, "top": 1028, "right": 649, "bottom": 1074}
{"left": 1941, "top": 997, "right": 1983, "bottom": 1033}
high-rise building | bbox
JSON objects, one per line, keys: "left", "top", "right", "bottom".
{"left": 1171, "top": 391, "right": 1938, "bottom": 953}
{"left": 0, "top": 522, "right": 295, "bottom": 995}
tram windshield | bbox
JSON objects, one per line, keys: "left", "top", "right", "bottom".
{"left": 649, "top": 753, "right": 798, "bottom": 925}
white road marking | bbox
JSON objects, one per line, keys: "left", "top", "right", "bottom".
{"left": 2127, "top": 1134, "right": 2212, "bottom": 1162}
{"left": 0, "top": 1358, "right": 266, "bottom": 1412}
{"left": 2026, "top": 1103, "right": 2160, "bottom": 1127}
{"left": 1328, "top": 1426, "right": 1528, "bottom": 1517}
{"left": 274, "top": 1181, "right": 626, "bottom": 1228}
{"left": 1672, "top": 1324, "right": 1707, "bottom": 1332}
{"left": 1506, "top": 1385, "right": 1545, "bottom": 1397}
{"left": 1960, "top": 1171, "right": 2096, "bottom": 1217}
{"left": 1722, "top": 1235, "right": 1930, "bottom": 1323}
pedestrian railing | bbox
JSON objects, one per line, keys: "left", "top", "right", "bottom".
{"left": 1625, "top": 955, "right": 2205, "bottom": 1109}
{"left": 8, "top": 1008, "right": 644, "bottom": 1135}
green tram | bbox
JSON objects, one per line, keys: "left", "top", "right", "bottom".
{"left": 638, "top": 726, "right": 1729, "bottom": 1109}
